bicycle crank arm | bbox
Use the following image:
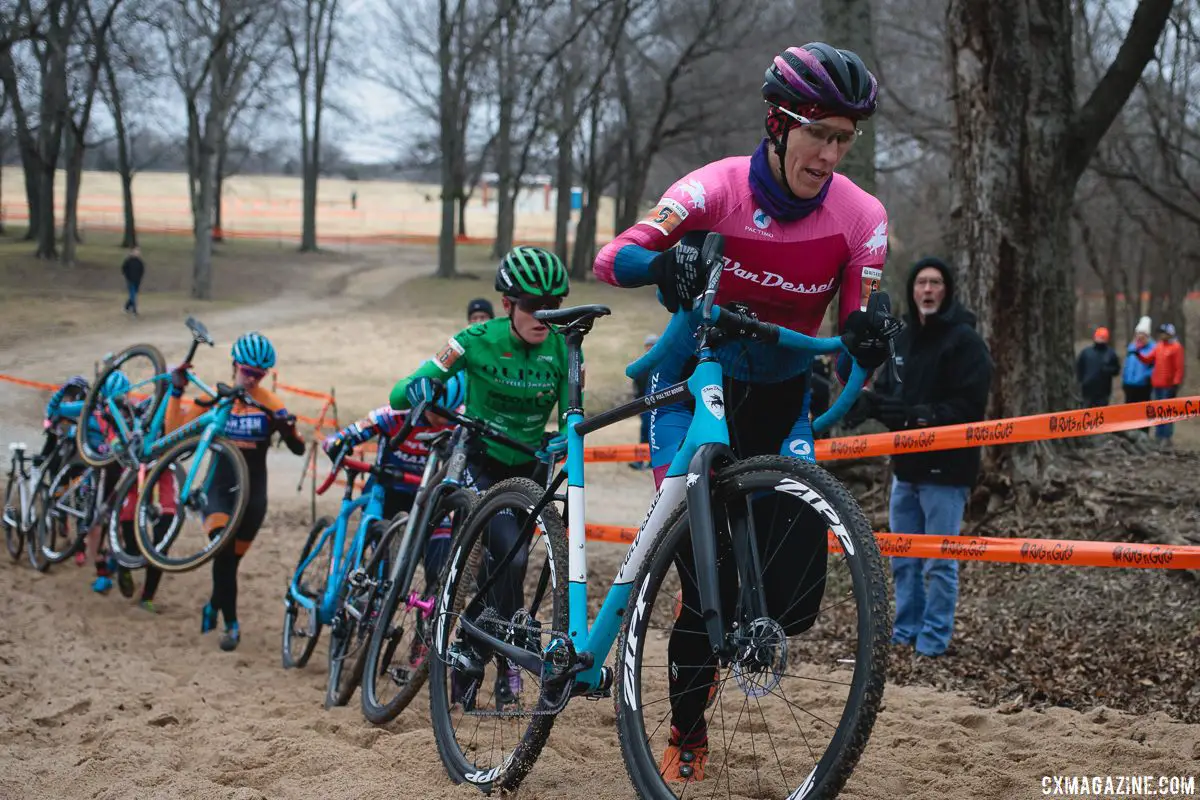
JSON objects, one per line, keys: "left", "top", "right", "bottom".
{"left": 456, "top": 617, "right": 545, "bottom": 675}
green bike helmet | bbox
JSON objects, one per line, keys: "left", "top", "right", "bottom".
{"left": 495, "top": 246, "right": 569, "bottom": 298}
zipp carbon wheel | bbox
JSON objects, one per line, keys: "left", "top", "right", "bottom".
{"left": 615, "top": 456, "right": 888, "bottom": 800}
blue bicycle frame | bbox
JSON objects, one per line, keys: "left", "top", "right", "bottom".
{"left": 288, "top": 445, "right": 395, "bottom": 626}
{"left": 530, "top": 245, "right": 873, "bottom": 692}
{"left": 103, "top": 371, "right": 236, "bottom": 504}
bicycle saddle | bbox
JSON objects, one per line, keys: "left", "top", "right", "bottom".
{"left": 534, "top": 304, "right": 611, "bottom": 327}
{"left": 186, "top": 316, "right": 214, "bottom": 346}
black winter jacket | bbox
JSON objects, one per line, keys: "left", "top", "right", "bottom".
{"left": 873, "top": 258, "right": 992, "bottom": 486}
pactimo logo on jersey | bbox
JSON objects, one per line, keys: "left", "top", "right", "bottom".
{"left": 722, "top": 257, "right": 835, "bottom": 295}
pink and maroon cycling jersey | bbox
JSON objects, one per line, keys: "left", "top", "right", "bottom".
{"left": 595, "top": 157, "right": 888, "bottom": 338}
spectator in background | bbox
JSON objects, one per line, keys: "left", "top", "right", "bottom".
{"left": 121, "top": 247, "right": 145, "bottom": 316}
{"left": 1076, "top": 326, "right": 1120, "bottom": 407}
{"left": 351, "top": 190, "right": 358, "bottom": 210}
{"left": 848, "top": 256, "right": 992, "bottom": 658}
{"left": 1122, "top": 316, "right": 1155, "bottom": 405}
{"left": 466, "top": 298, "right": 495, "bottom": 324}
{"left": 630, "top": 334, "right": 659, "bottom": 471}
{"left": 1138, "top": 322, "right": 1186, "bottom": 449}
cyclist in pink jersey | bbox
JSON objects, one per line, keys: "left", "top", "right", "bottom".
{"left": 594, "top": 43, "right": 893, "bottom": 784}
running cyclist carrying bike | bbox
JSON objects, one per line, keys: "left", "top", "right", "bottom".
{"left": 594, "top": 43, "right": 895, "bottom": 783}
{"left": 390, "top": 246, "right": 570, "bottom": 705}
{"left": 168, "top": 331, "right": 306, "bottom": 651}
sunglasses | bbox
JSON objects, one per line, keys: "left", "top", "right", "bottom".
{"left": 512, "top": 295, "right": 563, "bottom": 314}
{"left": 771, "top": 104, "right": 861, "bottom": 148}
{"left": 236, "top": 364, "right": 268, "bottom": 379}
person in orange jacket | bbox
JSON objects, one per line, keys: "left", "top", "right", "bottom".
{"left": 1137, "top": 323, "right": 1185, "bottom": 447}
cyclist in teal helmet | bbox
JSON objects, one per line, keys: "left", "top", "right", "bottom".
{"left": 168, "top": 329, "right": 305, "bottom": 650}
{"left": 389, "top": 246, "right": 571, "bottom": 707}
{"left": 230, "top": 331, "right": 276, "bottom": 371}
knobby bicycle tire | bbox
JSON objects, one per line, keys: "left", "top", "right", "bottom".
{"left": 615, "top": 456, "right": 889, "bottom": 800}
{"left": 361, "top": 488, "right": 476, "bottom": 725}
{"left": 428, "top": 478, "right": 568, "bottom": 795}
{"left": 76, "top": 344, "right": 167, "bottom": 467}
{"left": 134, "top": 434, "right": 248, "bottom": 573}
{"left": 282, "top": 517, "right": 333, "bottom": 669}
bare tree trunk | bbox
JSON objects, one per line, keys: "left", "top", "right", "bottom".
{"left": 62, "top": 127, "right": 85, "bottom": 265}
{"left": 213, "top": 136, "right": 226, "bottom": 242}
{"left": 192, "top": 134, "right": 217, "bottom": 298}
{"left": 821, "top": 0, "right": 877, "bottom": 194}
{"left": 100, "top": 43, "right": 137, "bottom": 247}
{"left": 35, "top": 161, "right": 57, "bottom": 258}
{"left": 286, "top": 0, "right": 338, "bottom": 253}
{"left": 552, "top": 0, "right": 579, "bottom": 262}
{"left": 570, "top": 104, "right": 602, "bottom": 278}
{"left": 435, "top": 0, "right": 459, "bottom": 277}
{"left": 947, "top": 0, "right": 1173, "bottom": 483}
{"left": 492, "top": 0, "right": 516, "bottom": 257}
{"left": 0, "top": 47, "right": 40, "bottom": 241}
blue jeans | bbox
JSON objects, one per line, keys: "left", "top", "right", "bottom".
{"left": 1152, "top": 386, "right": 1178, "bottom": 439}
{"left": 888, "top": 478, "right": 969, "bottom": 656}
{"left": 125, "top": 281, "right": 139, "bottom": 313}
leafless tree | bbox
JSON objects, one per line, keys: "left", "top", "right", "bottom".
{"left": 821, "top": 0, "right": 878, "bottom": 195}
{"left": 946, "top": 0, "right": 1174, "bottom": 484}
{"left": 61, "top": 0, "right": 126, "bottom": 267}
{"left": 99, "top": 0, "right": 171, "bottom": 248}
{"left": 378, "top": 0, "right": 506, "bottom": 277}
{"left": 155, "top": 0, "right": 277, "bottom": 299}
{"left": 27, "top": 0, "right": 85, "bottom": 259}
{"left": 281, "top": 0, "right": 339, "bottom": 252}
{"left": 608, "top": 0, "right": 773, "bottom": 233}
{"left": 0, "top": 1, "right": 49, "bottom": 242}
{"left": 1089, "top": 0, "right": 1200, "bottom": 344}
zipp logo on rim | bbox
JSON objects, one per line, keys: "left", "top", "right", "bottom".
{"left": 465, "top": 753, "right": 514, "bottom": 785}
{"left": 774, "top": 478, "right": 855, "bottom": 556}
{"left": 622, "top": 577, "right": 653, "bottom": 710}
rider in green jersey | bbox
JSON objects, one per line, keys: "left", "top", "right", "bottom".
{"left": 390, "top": 245, "right": 571, "bottom": 706}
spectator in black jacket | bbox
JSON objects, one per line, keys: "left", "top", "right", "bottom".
{"left": 121, "top": 247, "right": 145, "bottom": 316}
{"left": 849, "top": 256, "right": 992, "bottom": 657}
{"left": 1076, "top": 326, "right": 1120, "bottom": 407}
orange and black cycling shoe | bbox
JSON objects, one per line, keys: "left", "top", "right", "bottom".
{"left": 659, "top": 725, "right": 708, "bottom": 783}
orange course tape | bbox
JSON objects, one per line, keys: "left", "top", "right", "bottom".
{"left": 0, "top": 374, "right": 60, "bottom": 392}
{"left": 582, "top": 524, "right": 1200, "bottom": 569}
{"left": 580, "top": 396, "right": 1200, "bottom": 463}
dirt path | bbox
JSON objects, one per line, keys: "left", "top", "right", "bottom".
{"left": 1, "top": 249, "right": 1196, "bottom": 799}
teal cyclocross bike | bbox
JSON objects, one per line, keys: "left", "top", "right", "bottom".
{"left": 75, "top": 318, "right": 277, "bottom": 573}
{"left": 428, "top": 233, "right": 896, "bottom": 799}
{"left": 281, "top": 426, "right": 427, "bottom": 707}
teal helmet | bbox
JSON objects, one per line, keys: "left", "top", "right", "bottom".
{"left": 495, "top": 246, "right": 569, "bottom": 297}
{"left": 231, "top": 331, "right": 276, "bottom": 369}
{"left": 101, "top": 370, "right": 131, "bottom": 399}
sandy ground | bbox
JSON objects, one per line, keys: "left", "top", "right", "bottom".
{"left": 1, "top": 253, "right": 1198, "bottom": 800}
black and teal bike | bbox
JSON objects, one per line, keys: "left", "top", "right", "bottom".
{"left": 428, "top": 233, "right": 896, "bottom": 799}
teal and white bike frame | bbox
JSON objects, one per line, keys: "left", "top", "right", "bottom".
{"left": 455, "top": 236, "right": 876, "bottom": 694}
{"left": 101, "top": 371, "right": 236, "bottom": 506}
{"left": 553, "top": 313, "right": 865, "bottom": 691}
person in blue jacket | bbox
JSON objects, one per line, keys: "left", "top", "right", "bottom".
{"left": 1122, "top": 316, "right": 1155, "bottom": 405}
